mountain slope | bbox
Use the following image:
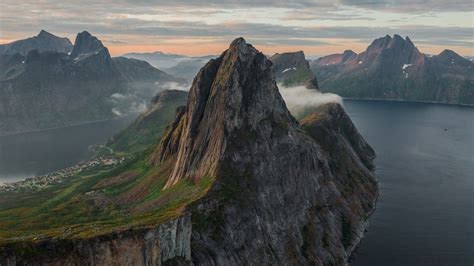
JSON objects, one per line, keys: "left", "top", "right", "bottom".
{"left": 0, "top": 38, "right": 377, "bottom": 265}
{"left": 0, "top": 30, "right": 73, "bottom": 56}
{"left": 270, "top": 51, "right": 319, "bottom": 89}
{"left": 107, "top": 89, "right": 188, "bottom": 153}
{"left": 0, "top": 31, "right": 182, "bottom": 135}
{"left": 311, "top": 35, "right": 473, "bottom": 104}
{"left": 151, "top": 38, "right": 377, "bottom": 264}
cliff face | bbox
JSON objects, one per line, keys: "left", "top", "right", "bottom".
{"left": 0, "top": 38, "right": 377, "bottom": 265}
{"left": 311, "top": 35, "right": 473, "bottom": 105}
{"left": 0, "top": 215, "right": 191, "bottom": 266}
{"left": 153, "top": 38, "right": 377, "bottom": 265}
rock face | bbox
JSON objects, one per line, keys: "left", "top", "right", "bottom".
{"left": 311, "top": 34, "right": 473, "bottom": 105}
{"left": 0, "top": 215, "right": 192, "bottom": 266}
{"left": 0, "top": 30, "right": 73, "bottom": 56}
{"left": 0, "top": 31, "right": 181, "bottom": 135}
{"left": 270, "top": 51, "right": 319, "bottom": 89}
{"left": 70, "top": 31, "right": 106, "bottom": 60}
{"left": 152, "top": 38, "right": 377, "bottom": 264}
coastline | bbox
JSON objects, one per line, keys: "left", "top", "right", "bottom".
{"left": 341, "top": 97, "right": 474, "bottom": 107}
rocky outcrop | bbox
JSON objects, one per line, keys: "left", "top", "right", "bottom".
{"left": 153, "top": 38, "right": 377, "bottom": 265}
{"left": 311, "top": 34, "right": 473, "bottom": 105}
{"left": 270, "top": 51, "right": 319, "bottom": 89}
{"left": 69, "top": 31, "right": 106, "bottom": 60}
{"left": 0, "top": 30, "right": 72, "bottom": 56}
{"left": 0, "top": 215, "right": 191, "bottom": 266}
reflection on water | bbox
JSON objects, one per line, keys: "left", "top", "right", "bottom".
{"left": 0, "top": 118, "right": 134, "bottom": 183}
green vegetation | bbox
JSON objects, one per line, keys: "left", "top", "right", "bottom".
{"left": 107, "top": 91, "right": 187, "bottom": 154}
{"left": 0, "top": 151, "right": 214, "bottom": 245}
{"left": 281, "top": 67, "right": 314, "bottom": 87}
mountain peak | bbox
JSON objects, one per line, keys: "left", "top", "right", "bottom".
{"left": 152, "top": 38, "right": 295, "bottom": 188}
{"left": 37, "top": 30, "right": 53, "bottom": 37}
{"left": 70, "top": 31, "right": 105, "bottom": 59}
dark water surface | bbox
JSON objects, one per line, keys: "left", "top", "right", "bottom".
{"left": 344, "top": 100, "right": 474, "bottom": 266}
{"left": 0, "top": 101, "right": 473, "bottom": 265}
{"left": 0, "top": 118, "right": 134, "bottom": 183}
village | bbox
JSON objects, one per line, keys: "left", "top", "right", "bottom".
{"left": 0, "top": 156, "right": 126, "bottom": 193}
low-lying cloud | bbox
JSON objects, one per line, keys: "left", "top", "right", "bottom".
{"left": 278, "top": 85, "right": 342, "bottom": 116}
{"left": 160, "top": 81, "right": 190, "bottom": 91}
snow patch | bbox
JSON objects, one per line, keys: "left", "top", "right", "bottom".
{"left": 358, "top": 61, "right": 363, "bottom": 64}
{"left": 282, "top": 67, "right": 297, "bottom": 74}
{"left": 402, "top": 64, "right": 412, "bottom": 70}
{"left": 111, "top": 108, "right": 123, "bottom": 117}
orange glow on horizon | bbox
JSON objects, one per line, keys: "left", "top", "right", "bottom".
{"left": 107, "top": 42, "right": 474, "bottom": 57}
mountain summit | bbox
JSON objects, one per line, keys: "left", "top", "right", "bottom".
{"left": 0, "top": 30, "right": 72, "bottom": 56}
{"left": 150, "top": 38, "right": 377, "bottom": 264}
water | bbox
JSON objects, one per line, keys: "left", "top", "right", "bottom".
{"left": 0, "top": 118, "right": 134, "bottom": 183}
{"left": 343, "top": 100, "right": 474, "bottom": 266}
{"left": 0, "top": 100, "right": 472, "bottom": 264}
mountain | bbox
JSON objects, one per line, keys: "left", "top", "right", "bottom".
{"left": 310, "top": 34, "right": 474, "bottom": 105}
{"left": 123, "top": 51, "right": 190, "bottom": 69}
{"left": 0, "top": 31, "right": 182, "bottom": 135}
{"left": 107, "top": 89, "right": 188, "bottom": 153}
{"left": 0, "top": 38, "right": 377, "bottom": 265}
{"left": 163, "top": 56, "right": 215, "bottom": 82}
{"left": 0, "top": 30, "right": 72, "bottom": 56}
{"left": 270, "top": 51, "right": 319, "bottom": 89}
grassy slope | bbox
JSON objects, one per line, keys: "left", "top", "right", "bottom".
{"left": 107, "top": 92, "right": 187, "bottom": 154}
{"left": 0, "top": 151, "right": 214, "bottom": 244}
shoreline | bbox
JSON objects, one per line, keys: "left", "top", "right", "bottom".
{"left": 341, "top": 97, "right": 474, "bottom": 107}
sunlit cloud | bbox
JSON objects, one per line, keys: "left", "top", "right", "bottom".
{"left": 0, "top": 0, "right": 472, "bottom": 56}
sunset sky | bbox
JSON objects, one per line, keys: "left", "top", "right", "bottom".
{"left": 0, "top": 0, "right": 473, "bottom": 56}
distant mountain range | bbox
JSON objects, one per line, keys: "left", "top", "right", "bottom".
{"left": 0, "top": 31, "right": 183, "bottom": 135}
{"left": 0, "top": 30, "right": 72, "bottom": 56}
{"left": 310, "top": 35, "right": 473, "bottom": 105}
{"left": 123, "top": 52, "right": 215, "bottom": 82}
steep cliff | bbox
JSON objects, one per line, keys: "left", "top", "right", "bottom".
{"left": 0, "top": 38, "right": 377, "bottom": 265}
{"left": 152, "top": 38, "right": 377, "bottom": 264}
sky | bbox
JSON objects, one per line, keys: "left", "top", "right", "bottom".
{"left": 0, "top": 0, "right": 473, "bottom": 56}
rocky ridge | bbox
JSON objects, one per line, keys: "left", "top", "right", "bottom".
{"left": 311, "top": 34, "right": 473, "bottom": 104}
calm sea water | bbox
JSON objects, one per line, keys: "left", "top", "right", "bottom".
{"left": 0, "top": 118, "right": 133, "bottom": 183}
{"left": 0, "top": 100, "right": 472, "bottom": 264}
{"left": 344, "top": 100, "right": 474, "bottom": 266}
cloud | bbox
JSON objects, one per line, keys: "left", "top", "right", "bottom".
{"left": 278, "top": 85, "right": 342, "bottom": 116}
{"left": 160, "top": 81, "right": 190, "bottom": 91}
{"left": 0, "top": 0, "right": 472, "bottom": 55}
